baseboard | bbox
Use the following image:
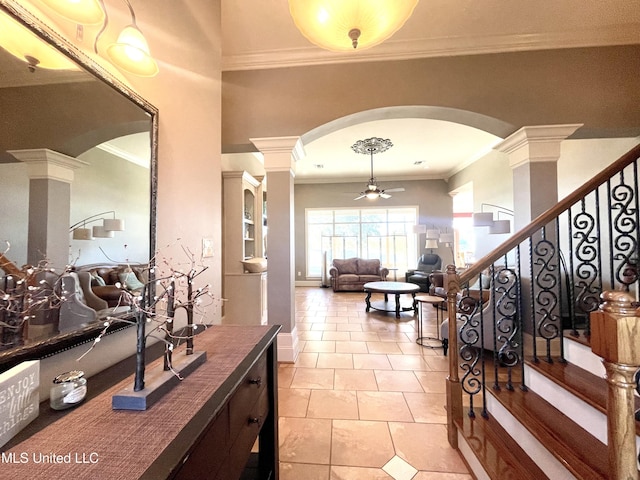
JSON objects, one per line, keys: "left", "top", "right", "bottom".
{"left": 295, "top": 280, "right": 323, "bottom": 287}
{"left": 277, "top": 326, "right": 300, "bottom": 363}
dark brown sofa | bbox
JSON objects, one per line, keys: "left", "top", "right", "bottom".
{"left": 329, "top": 258, "right": 388, "bottom": 292}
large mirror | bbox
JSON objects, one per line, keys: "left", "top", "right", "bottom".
{"left": 0, "top": 1, "right": 158, "bottom": 372}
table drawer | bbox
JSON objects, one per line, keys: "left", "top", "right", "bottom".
{"left": 227, "top": 387, "right": 269, "bottom": 480}
{"left": 229, "top": 353, "right": 267, "bottom": 439}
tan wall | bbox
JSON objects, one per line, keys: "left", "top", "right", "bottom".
{"left": 222, "top": 45, "right": 640, "bottom": 148}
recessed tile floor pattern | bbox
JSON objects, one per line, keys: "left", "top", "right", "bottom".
{"left": 278, "top": 287, "right": 471, "bottom": 480}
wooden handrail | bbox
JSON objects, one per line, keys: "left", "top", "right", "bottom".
{"left": 459, "top": 143, "right": 640, "bottom": 284}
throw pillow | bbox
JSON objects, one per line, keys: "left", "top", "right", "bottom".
{"left": 333, "top": 258, "right": 357, "bottom": 274}
{"left": 118, "top": 271, "right": 145, "bottom": 291}
{"left": 358, "top": 259, "right": 380, "bottom": 275}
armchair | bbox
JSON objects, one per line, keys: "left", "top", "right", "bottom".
{"left": 405, "top": 254, "right": 442, "bottom": 292}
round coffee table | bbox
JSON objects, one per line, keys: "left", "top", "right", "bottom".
{"left": 363, "top": 281, "right": 420, "bottom": 318}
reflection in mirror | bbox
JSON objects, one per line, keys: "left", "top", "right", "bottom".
{"left": 0, "top": 4, "right": 157, "bottom": 371}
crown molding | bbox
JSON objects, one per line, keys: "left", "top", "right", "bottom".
{"left": 222, "top": 25, "right": 640, "bottom": 72}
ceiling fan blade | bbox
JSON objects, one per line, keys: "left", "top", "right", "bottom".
{"left": 354, "top": 194, "right": 366, "bottom": 200}
{"left": 380, "top": 193, "right": 391, "bottom": 199}
{"left": 384, "top": 187, "right": 405, "bottom": 193}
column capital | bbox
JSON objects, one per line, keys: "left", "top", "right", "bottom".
{"left": 9, "top": 148, "right": 88, "bottom": 183}
{"left": 250, "top": 136, "right": 305, "bottom": 173}
{"left": 495, "top": 124, "right": 583, "bottom": 169}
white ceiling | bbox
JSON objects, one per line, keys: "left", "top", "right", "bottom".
{"left": 220, "top": 0, "right": 640, "bottom": 183}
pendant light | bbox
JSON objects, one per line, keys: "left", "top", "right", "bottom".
{"left": 288, "top": 0, "right": 419, "bottom": 52}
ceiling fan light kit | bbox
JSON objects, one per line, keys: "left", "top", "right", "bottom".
{"left": 351, "top": 137, "right": 405, "bottom": 200}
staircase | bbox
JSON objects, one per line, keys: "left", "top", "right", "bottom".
{"left": 443, "top": 144, "right": 640, "bottom": 479}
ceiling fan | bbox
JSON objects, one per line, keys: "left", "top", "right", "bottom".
{"left": 351, "top": 137, "right": 405, "bottom": 200}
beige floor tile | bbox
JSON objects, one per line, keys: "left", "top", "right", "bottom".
{"left": 377, "top": 332, "right": 413, "bottom": 343}
{"left": 331, "top": 419, "right": 395, "bottom": 468}
{"left": 307, "top": 390, "right": 359, "bottom": 419}
{"left": 412, "top": 472, "right": 473, "bottom": 479}
{"left": 336, "top": 323, "right": 364, "bottom": 332}
{"left": 352, "top": 354, "right": 392, "bottom": 370}
{"left": 296, "top": 352, "right": 319, "bottom": 368}
{"left": 334, "top": 369, "right": 378, "bottom": 391}
{"left": 366, "top": 342, "right": 403, "bottom": 354}
{"left": 312, "top": 323, "right": 338, "bottom": 331}
{"left": 330, "top": 465, "right": 392, "bottom": 479}
{"left": 423, "top": 355, "right": 449, "bottom": 372}
{"left": 290, "top": 368, "right": 335, "bottom": 389}
{"left": 304, "top": 341, "right": 337, "bottom": 353}
{"left": 335, "top": 341, "right": 369, "bottom": 354}
{"left": 322, "top": 331, "right": 352, "bottom": 341}
{"left": 414, "top": 371, "right": 447, "bottom": 394}
{"left": 403, "top": 392, "right": 448, "bottom": 423}
{"left": 278, "top": 388, "right": 310, "bottom": 417}
{"left": 357, "top": 391, "right": 413, "bottom": 421}
{"left": 316, "top": 353, "right": 354, "bottom": 369}
{"left": 397, "top": 342, "right": 425, "bottom": 355}
{"left": 374, "top": 370, "right": 424, "bottom": 393}
{"left": 300, "top": 331, "right": 324, "bottom": 341}
{"left": 280, "top": 462, "right": 330, "bottom": 480}
{"left": 350, "top": 331, "right": 380, "bottom": 342}
{"left": 279, "top": 417, "right": 333, "bottom": 465}
{"left": 388, "top": 423, "right": 468, "bottom": 472}
{"left": 387, "top": 354, "right": 430, "bottom": 371}
{"left": 325, "top": 316, "right": 350, "bottom": 324}
{"left": 278, "top": 365, "right": 296, "bottom": 388}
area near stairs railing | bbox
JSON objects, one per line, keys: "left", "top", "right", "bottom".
{"left": 443, "top": 143, "right": 640, "bottom": 479}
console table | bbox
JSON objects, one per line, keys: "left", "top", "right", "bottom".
{"left": 0, "top": 324, "right": 280, "bottom": 480}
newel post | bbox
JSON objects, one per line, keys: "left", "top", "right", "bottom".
{"left": 445, "top": 264, "right": 463, "bottom": 448}
{"left": 590, "top": 290, "right": 640, "bottom": 480}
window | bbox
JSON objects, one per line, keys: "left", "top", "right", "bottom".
{"left": 306, "top": 207, "right": 418, "bottom": 278}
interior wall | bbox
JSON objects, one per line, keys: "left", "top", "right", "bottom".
{"left": 294, "top": 179, "right": 453, "bottom": 280}
{"left": 0, "top": 163, "right": 28, "bottom": 265}
{"left": 222, "top": 45, "right": 640, "bottom": 148}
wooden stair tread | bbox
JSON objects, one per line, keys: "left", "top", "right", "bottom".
{"left": 455, "top": 414, "right": 549, "bottom": 480}
{"left": 490, "top": 386, "right": 610, "bottom": 479}
{"left": 526, "top": 356, "right": 640, "bottom": 436}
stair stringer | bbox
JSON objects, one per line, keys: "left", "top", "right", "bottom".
{"left": 484, "top": 394, "right": 578, "bottom": 480}
{"left": 456, "top": 430, "right": 491, "bottom": 480}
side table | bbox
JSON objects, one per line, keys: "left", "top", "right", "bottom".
{"left": 415, "top": 294, "right": 445, "bottom": 348}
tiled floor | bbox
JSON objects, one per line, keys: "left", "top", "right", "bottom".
{"left": 278, "top": 287, "right": 471, "bottom": 480}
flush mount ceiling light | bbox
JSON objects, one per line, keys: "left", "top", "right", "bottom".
{"left": 288, "top": 0, "right": 419, "bottom": 52}
{"left": 106, "top": 0, "right": 158, "bottom": 77}
{"left": 39, "top": 0, "right": 105, "bottom": 25}
{"left": 0, "top": 12, "right": 79, "bottom": 71}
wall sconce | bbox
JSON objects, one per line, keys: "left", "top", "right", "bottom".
{"left": 70, "top": 211, "right": 125, "bottom": 240}
{"left": 473, "top": 203, "right": 514, "bottom": 235}
{"left": 288, "top": 0, "right": 418, "bottom": 52}
{"left": 35, "top": 0, "right": 158, "bottom": 76}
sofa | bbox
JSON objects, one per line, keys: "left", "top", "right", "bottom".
{"left": 329, "top": 258, "right": 389, "bottom": 292}
{"left": 78, "top": 264, "right": 148, "bottom": 307}
{"left": 405, "top": 254, "right": 442, "bottom": 292}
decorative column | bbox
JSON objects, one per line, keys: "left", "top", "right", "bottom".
{"left": 9, "top": 149, "right": 88, "bottom": 271}
{"left": 590, "top": 290, "right": 640, "bottom": 480}
{"left": 250, "top": 137, "right": 304, "bottom": 363}
{"left": 495, "top": 124, "right": 582, "bottom": 230}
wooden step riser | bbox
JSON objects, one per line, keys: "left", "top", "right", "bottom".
{"left": 525, "top": 365, "right": 609, "bottom": 445}
{"left": 485, "top": 394, "right": 578, "bottom": 479}
{"left": 563, "top": 337, "right": 606, "bottom": 378}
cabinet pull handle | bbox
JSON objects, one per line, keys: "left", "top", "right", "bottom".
{"left": 248, "top": 417, "right": 261, "bottom": 426}
{"left": 249, "top": 377, "right": 262, "bottom": 387}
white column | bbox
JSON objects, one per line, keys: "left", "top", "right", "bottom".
{"left": 250, "top": 137, "right": 305, "bottom": 363}
{"left": 9, "top": 149, "right": 88, "bottom": 270}
{"left": 495, "top": 124, "right": 582, "bottom": 231}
